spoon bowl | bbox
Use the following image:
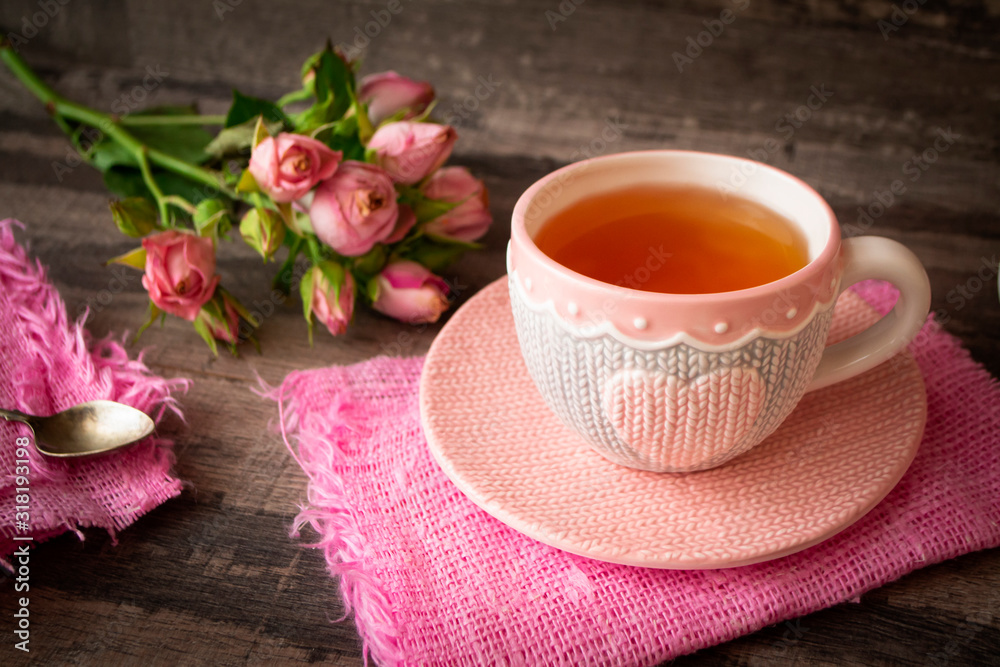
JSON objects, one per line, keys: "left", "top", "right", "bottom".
{"left": 0, "top": 400, "right": 155, "bottom": 457}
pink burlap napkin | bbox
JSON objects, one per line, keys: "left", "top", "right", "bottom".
{"left": 0, "top": 219, "right": 186, "bottom": 564}
{"left": 273, "top": 280, "right": 1000, "bottom": 666}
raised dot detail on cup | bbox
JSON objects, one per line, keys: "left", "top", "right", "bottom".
{"left": 567, "top": 301, "right": 579, "bottom": 316}
{"left": 633, "top": 317, "right": 648, "bottom": 330}
{"left": 714, "top": 322, "right": 729, "bottom": 334}
{"left": 524, "top": 277, "right": 533, "bottom": 291}
{"left": 786, "top": 308, "right": 797, "bottom": 319}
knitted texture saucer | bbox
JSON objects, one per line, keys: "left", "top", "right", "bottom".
{"left": 421, "top": 279, "right": 926, "bottom": 568}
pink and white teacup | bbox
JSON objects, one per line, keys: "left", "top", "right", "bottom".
{"left": 508, "top": 150, "right": 930, "bottom": 472}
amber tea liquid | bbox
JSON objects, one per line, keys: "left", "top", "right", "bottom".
{"left": 533, "top": 185, "right": 809, "bottom": 294}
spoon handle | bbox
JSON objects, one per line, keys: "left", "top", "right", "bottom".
{"left": 0, "top": 408, "right": 32, "bottom": 425}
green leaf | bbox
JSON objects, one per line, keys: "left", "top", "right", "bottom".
{"left": 204, "top": 116, "right": 283, "bottom": 158}
{"left": 352, "top": 244, "right": 387, "bottom": 277}
{"left": 132, "top": 105, "right": 200, "bottom": 117}
{"left": 291, "top": 46, "right": 355, "bottom": 134}
{"left": 315, "top": 115, "right": 365, "bottom": 161}
{"left": 104, "top": 166, "right": 220, "bottom": 207}
{"left": 129, "top": 124, "right": 214, "bottom": 165}
{"left": 194, "top": 198, "right": 227, "bottom": 224}
{"left": 422, "top": 234, "right": 482, "bottom": 250}
{"left": 109, "top": 197, "right": 158, "bottom": 237}
{"left": 89, "top": 140, "right": 139, "bottom": 172}
{"left": 224, "top": 90, "right": 290, "bottom": 129}
{"left": 399, "top": 238, "right": 470, "bottom": 273}
{"left": 103, "top": 166, "right": 148, "bottom": 199}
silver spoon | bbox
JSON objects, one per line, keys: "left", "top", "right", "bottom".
{"left": 0, "top": 400, "right": 155, "bottom": 458}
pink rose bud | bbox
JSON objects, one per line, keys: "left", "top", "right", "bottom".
{"left": 359, "top": 70, "right": 435, "bottom": 126}
{"left": 141, "top": 230, "right": 220, "bottom": 321}
{"left": 309, "top": 161, "right": 399, "bottom": 256}
{"left": 367, "top": 121, "right": 457, "bottom": 185}
{"left": 309, "top": 264, "right": 355, "bottom": 336}
{"left": 421, "top": 167, "right": 492, "bottom": 242}
{"left": 384, "top": 204, "right": 417, "bottom": 244}
{"left": 372, "top": 260, "right": 450, "bottom": 324}
{"left": 196, "top": 292, "right": 240, "bottom": 345}
{"left": 248, "top": 133, "right": 342, "bottom": 203}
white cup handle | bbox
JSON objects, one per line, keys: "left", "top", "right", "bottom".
{"left": 807, "top": 236, "right": 931, "bottom": 392}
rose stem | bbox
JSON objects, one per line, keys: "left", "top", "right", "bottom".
{"left": 0, "top": 43, "right": 236, "bottom": 205}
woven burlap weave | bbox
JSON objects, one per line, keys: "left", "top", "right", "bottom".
{"left": 0, "top": 219, "right": 185, "bottom": 563}
{"left": 274, "top": 279, "right": 1000, "bottom": 666}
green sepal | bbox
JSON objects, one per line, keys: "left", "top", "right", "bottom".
{"left": 275, "top": 87, "right": 313, "bottom": 108}
{"left": 316, "top": 260, "right": 346, "bottom": 304}
{"left": 109, "top": 197, "right": 158, "bottom": 237}
{"left": 364, "top": 277, "right": 380, "bottom": 304}
{"left": 299, "top": 267, "right": 316, "bottom": 346}
{"left": 251, "top": 115, "right": 271, "bottom": 147}
{"left": 239, "top": 207, "right": 286, "bottom": 261}
{"left": 104, "top": 246, "right": 147, "bottom": 270}
{"left": 194, "top": 199, "right": 232, "bottom": 239}
{"left": 134, "top": 301, "right": 162, "bottom": 342}
{"left": 299, "top": 266, "right": 316, "bottom": 324}
{"left": 354, "top": 98, "right": 375, "bottom": 144}
{"left": 413, "top": 196, "right": 461, "bottom": 224}
{"left": 218, "top": 286, "right": 255, "bottom": 325}
{"left": 192, "top": 314, "right": 220, "bottom": 356}
{"left": 396, "top": 184, "right": 463, "bottom": 223}
{"left": 236, "top": 169, "right": 260, "bottom": 194}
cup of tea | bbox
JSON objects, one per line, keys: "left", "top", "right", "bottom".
{"left": 508, "top": 150, "right": 931, "bottom": 472}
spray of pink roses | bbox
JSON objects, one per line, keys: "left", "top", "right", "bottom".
{"left": 1, "top": 42, "right": 491, "bottom": 354}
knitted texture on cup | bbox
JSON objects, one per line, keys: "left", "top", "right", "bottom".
{"left": 510, "top": 281, "right": 833, "bottom": 471}
{"left": 0, "top": 219, "right": 186, "bottom": 564}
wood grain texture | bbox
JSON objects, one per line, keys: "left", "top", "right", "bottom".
{"left": 0, "top": 0, "right": 998, "bottom": 665}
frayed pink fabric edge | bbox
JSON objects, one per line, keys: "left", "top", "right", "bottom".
{"left": 0, "top": 218, "right": 189, "bottom": 562}
{"left": 260, "top": 372, "right": 404, "bottom": 667}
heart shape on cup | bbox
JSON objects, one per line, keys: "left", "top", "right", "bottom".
{"left": 604, "top": 366, "right": 766, "bottom": 471}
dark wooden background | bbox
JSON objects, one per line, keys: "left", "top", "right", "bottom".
{"left": 1, "top": 0, "right": 998, "bottom": 664}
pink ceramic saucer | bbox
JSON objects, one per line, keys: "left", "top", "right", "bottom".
{"left": 419, "top": 278, "right": 927, "bottom": 569}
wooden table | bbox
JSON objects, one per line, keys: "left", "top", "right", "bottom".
{"left": 1, "top": 1, "right": 998, "bottom": 664}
